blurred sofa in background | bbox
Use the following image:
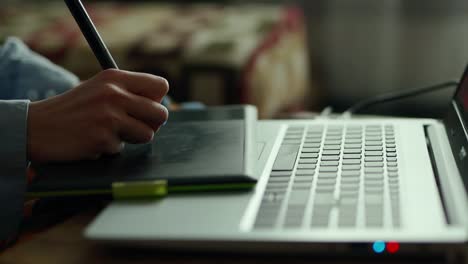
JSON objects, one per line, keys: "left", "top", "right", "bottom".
{"left": 1, "top": 2, "right": 316, "bottom": 118}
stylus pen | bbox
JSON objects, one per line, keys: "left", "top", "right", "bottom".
{"left": 64, "top": 0, "right": 118, "bottom": 69}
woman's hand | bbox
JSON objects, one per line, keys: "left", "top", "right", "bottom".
{"left": 27, "top": 69, "right": 169, "bottom": 162}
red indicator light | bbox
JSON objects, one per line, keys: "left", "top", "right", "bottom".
{"left": 387, "top": 241, "right": 400, "bottom": 253}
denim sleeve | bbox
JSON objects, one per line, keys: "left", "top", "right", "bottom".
{"left": 0, "top": 37, "right": 80, "bottom": 241}
{"left": 0, "top": 100, "right": 29, "bottom": 241}
{"left": 0, "top": 37, "right": 177, "bottom": 108}
{"left": 0, "top": 37, "right": 79, "bottom": 101}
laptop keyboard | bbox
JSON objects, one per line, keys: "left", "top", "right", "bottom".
{"left": 254, "top": 124, "right": 400, "bottom": 230}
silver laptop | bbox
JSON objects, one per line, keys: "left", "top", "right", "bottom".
{"left": 85, "top": 67, "right": 468, "bottom": 257}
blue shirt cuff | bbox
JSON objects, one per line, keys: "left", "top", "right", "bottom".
{"left": 0, "top": 100, "right": 29, "bottom": 240}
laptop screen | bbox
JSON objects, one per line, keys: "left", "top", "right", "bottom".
{"left": 454, "top": 69, "right": 468, "bottom": 127}
{"left": 445, "top": 65, "right": 468, "bottom": 190}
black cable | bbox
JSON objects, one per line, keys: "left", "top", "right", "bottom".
{"left": 343, "top": 81, "right": 459, "bottom": 115}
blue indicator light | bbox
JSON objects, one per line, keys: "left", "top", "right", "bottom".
{"left": 372, "top": 240, "right": 386, "bottom": 254}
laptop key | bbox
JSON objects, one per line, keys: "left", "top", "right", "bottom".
{"left": 346, "top": 130, "right": 362, "bottom": 135}
{"left": 365, "top": 178, "right": 384, "bottom": 186}
{"left": 254, "top": 220, "right": 276, "bottom": 228}
{"left": 341, "top": 170, "right": 361, "bottom": 176}
{"left": 340, "top": 183, "right": 359, "bottom": 190}
{"left": 388, "top": 177, "right": 399, "bottom": 183}
{"left": 312, "top": 204, "right": 332, "bottom": 213}
{"left": 364, "top": 156, "right": 383, "bottom": 162}
{"left": 302, "top": 148, "right": 320, "bottom": 153}
{"left": 343, "top": 149, "right": 361, "bottom": 154}
{"left": 271, "top": 171, "right": 292, "bottom": 177}
{"left": 269, "top": 177, "right": 290, "bottom": 183}
{"left": 344, "top": 144, "right": 361, "bottom": 149}
{"left": 301, "top": 153, "right": 319, "bottom": 158}
{"left": 365, "top": 162, "right": 384, "bottom": 167}
{"left": 303, "top": 143, "right": 321, "bottom": 148}
{"left": 365, "top": 146, "right": 383, "bottom": 151}
{"left": 305, "top": 138, "right": 322, "bottom": 143}
{"left": 308, "top": 125, "right": 324, "bottom": 130}
{"left": 294, "top": 176, "right": 313, "bottom": 182}
{"left": 321, "top": 155, "right": 339, "bottom": 161}
{"left": 294, "top": 177, "right": 313, "bottom": 183}
{"left": 311, "top": 219, "right": 330, "bottom": 228}
{"left": 299, "top": 158, "right": 317, "bottom": 164}
{"left": 262, "top": 192, "right": 285, "bottom": 203}
{"left": 258, "top": 203, "right": 281, "bottom": 213}
{"left": 266, "top": 185, "right": 289, "bottom": 193}
{"left": 342, "top": 165, "right": 361, "bottom": 171}
{"left": 326, "top": 131, "right": 342, "bottom": 136}
{"left": 314, "top": 194, "right": 334, "bottom": 205}
{"left": 365, "top": 174, "right": 384, "bottom": 180}
{"left": 295, "top": 169, "right": 315, "bottom": 176}
{"left": 318, "top": 173, "right": 338, "bottom": 179}
{"left": 288, "top": 190, "right": 310, "bottom": 205}
{"left": 317, "top": 177, "right": 337, "bottom": 185}
{"left": 320, "top": 161, "right": 339, "bottom": 166}
{"left": 345, "top": 139, "right": 362, "bottom": 144}
{"left": 365, "top": 141, "right": 383, "bottom": 146}
{"left": 285, "top": 208, "right": 305, "bottom": 217}
{"left": 366, "top": 220, "right": 383, "bottom": 228}
{"left": 323, "top": 145, "right": 341, "bottom": 150}
{"left": 365, "top": 167, "right": 384, "bottom": 174}
{"left": 316, "top": 185, "right": 335, "bottom": 192}
{"left": 292, "top": 182, "right": 312, "bottom": 189}
{"left": 284, "top": 134, "right": 303, "bottom": 139}
{"left": 288, "top": 126, "right": 304, "bottom": 131}
{"left": 297, "top": 164, "right": 316, "bottom": 170}
{"left": 365, "top": 136, "right": 382, "bottom": 141}
{"left": 342, "top": 159, "right": 360, "bottom": 165}
{"left": 283, "top": 139, "right": 301, "bottom": 144}
{"left": 272, "top": 144, "right": 300, "bottom": 171}
{"left": 326, "top": 132, "right": 342, "bottom": 136}
{"left": 322, "top": 150, "right": 340, "bottom": 156}
{"left": 365, "top": 187, "right": 384, "bottom": 194}
{"left": 327, "top": 129, "right": 342, "bottom": 134}
{"left": 365, "top": 194, "right": 383, "bottom": 204}
{"left": 343, "top": 154, "right": 361, "bottom": 159}
{"left": 345, "top": 135, "right": 362, "bottom": 139}
{"left": 340, "top": 176, "right": 360, "bottom": 183}
{"left": 365, "top": 151, "right": 383, "bottom": 156}
{"left": 283, "top": 220, "right": 303, "bottom": 228}
{"left": 319, "top": 167, "right": 338, "bottom": 172}
{"left": 340, "top": 190, "right": 359, "bottom": 198}
{"left": 286, "top": 129, "right": 303, "bottom": 134}
{"left": 324, "top": 140, "right": 342, "bottom": 145}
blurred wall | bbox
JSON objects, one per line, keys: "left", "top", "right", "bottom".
{"left": 300, "top": 0, "right": 468, "bottom": 116}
